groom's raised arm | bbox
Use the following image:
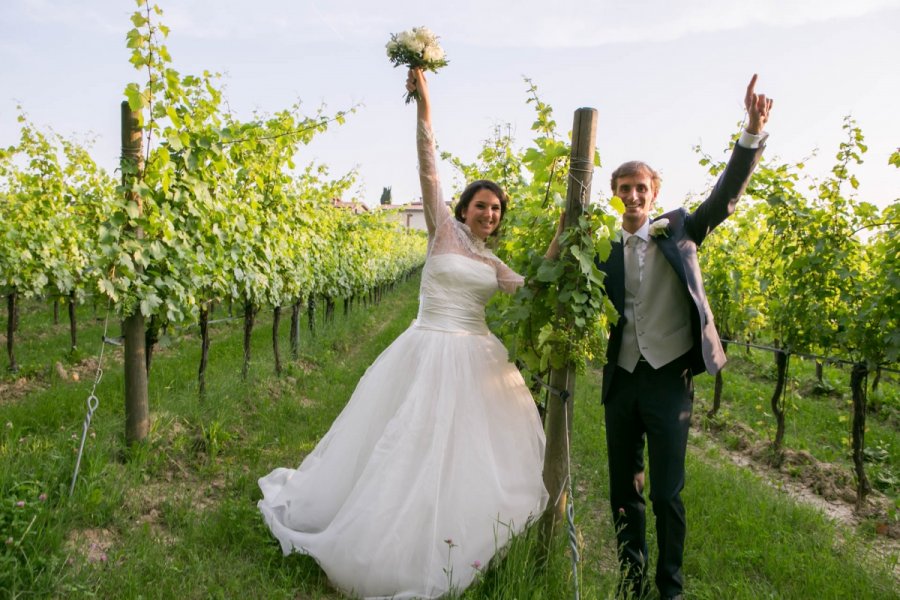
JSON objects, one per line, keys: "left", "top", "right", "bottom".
{"left": 686, "top": 74, "right": 774, "bottom": 244}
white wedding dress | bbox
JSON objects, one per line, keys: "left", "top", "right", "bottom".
{"left": 258, "top": 119, "right": 549, "bottom": 599}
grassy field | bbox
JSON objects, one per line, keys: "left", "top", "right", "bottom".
{"left": 1, "top": 277, "right": 897, "bottom": 599}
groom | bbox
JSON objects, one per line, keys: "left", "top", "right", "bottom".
{"left": 596, "top": 75, "right": 772, "bottom": 600}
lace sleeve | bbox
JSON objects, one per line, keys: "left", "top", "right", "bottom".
{"left": 417, "top": 119, "right": 451, "bottom": 238}
{"left": 493, "top": 256, "right": 525, "bottom": 295}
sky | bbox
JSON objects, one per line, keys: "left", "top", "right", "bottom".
{"left": 1, "top": 0, "right": 898, "bottom": 213}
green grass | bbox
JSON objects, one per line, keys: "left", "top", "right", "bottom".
{"left": 1, "top": 284, "right": 898, "bottom": 599}
{"left": 567, "top": 367, "right": 899, "bottom": 600}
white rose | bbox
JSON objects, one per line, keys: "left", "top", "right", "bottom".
{"left": 423, "top": 45, "right": 445, "bottom": 63}
{"left": 649, "top": 218, "right": 670, "bottom": 237}
{"left": 414, "top": 27, "right": 435, "bottom": 43}
{"left": 397, "top": 30, "right": 415, "bottom": 48}
{"left": 386, "top": 40, "right": 399, "bottom": 56}
{"left": 408, "top": 38, "right": 426, "bottom": 54}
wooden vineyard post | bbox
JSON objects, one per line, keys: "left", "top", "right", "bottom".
{"left": 121, "top": 101, "right": 149, "bottom": 445}
{"left": 540, "top": 107, "right": 598, "bottom": 545}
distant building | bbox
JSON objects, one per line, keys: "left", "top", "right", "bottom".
{"left": 331, "top": 198, "right": 370, "bottom": 214}
{"left": 380, "top": 199, "right": 453, "bottom": 232}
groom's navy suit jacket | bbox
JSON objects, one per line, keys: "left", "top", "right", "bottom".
{"left": 597, "top": 142, "right": 765, "bottom": 403}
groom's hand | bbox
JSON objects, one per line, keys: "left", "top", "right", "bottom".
{"left": 744, "top": 74, "right": 773, "bottom": 135}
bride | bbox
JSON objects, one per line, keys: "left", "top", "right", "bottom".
{"left": 258, "top": 68, "right": 561, "bottom": 599}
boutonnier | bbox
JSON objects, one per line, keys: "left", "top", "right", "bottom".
{"left": 649, "top": 218, "right": 670, "bottom": 238}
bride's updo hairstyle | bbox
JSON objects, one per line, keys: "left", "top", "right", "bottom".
{"left": 453, "top": 179, "right": 509, "bottom": 238}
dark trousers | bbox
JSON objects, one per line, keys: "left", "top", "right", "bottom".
{"left": 604, "top": 354, "right": 693, "bottom": 598}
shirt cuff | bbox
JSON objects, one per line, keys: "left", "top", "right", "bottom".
{"left": 738, "top": 130, "right": 768, "bottom": 149}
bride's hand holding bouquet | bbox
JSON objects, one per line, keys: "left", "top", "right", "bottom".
{"left": 405, "top": 68, "right": 430, "bottom": 118}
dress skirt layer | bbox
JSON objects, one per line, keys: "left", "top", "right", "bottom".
{"left": 258, "top": 320, "right": 549, "bottom": 599}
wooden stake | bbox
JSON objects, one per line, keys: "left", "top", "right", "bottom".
{"left": 121, "top": 101, "right": 149, "bottom": 445}
{"left": 541, "top": 107, "right": 598, "bottom": 541}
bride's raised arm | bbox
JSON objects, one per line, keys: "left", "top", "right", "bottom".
{"left": 408, "top": 68, "right": 450, "bottom": 238}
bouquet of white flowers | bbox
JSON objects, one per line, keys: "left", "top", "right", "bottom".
{"left": 386, "top": 26, "right": 448, "bottom": 103}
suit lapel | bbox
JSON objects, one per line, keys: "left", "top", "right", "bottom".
{"left": 652, "top": 234, "right": 688, "bottom": 288}
{"left": 607, "top": 240, "right": 625, "bottom": 315}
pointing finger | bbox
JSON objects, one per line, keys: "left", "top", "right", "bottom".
{"left": 745, "top": 73, "right": 758, "bottom": 111}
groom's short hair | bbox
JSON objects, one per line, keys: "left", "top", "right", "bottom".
{"left": 611, "top": 161, "right": 662, "bottom": 195}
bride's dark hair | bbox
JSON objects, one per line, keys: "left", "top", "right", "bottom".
{"left": 453, "top": 179, "right": 509, "bottom": 237}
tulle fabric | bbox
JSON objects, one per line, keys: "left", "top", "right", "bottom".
{"left": 258, "top": 254, "right": 549, "bottom": 599}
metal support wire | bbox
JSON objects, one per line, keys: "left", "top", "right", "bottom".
{"left": 70, "top": 299, "right": 113, "bottom": 496}
{"left": 543, "top": 369, "right": 581, "bottom": 600}
{"left": 562, "top": 387, "right": 580, "bottom": 600}
{"left": 532, "top": 372, "right": 570, "bottom": 403}
{"left": 567, "top": 172, "right": 590, "bottom": 208}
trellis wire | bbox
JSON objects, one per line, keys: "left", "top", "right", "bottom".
{"left": 720, "top": 337, "right": 899, "bottom": 374}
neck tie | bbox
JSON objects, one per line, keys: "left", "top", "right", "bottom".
{"left": 625, "top": 235, "right": 641, "bottom": 296}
